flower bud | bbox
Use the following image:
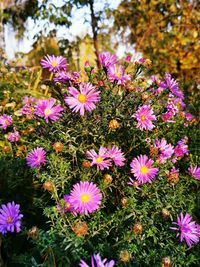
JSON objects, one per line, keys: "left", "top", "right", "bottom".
{"left": 103, "top": 174, "right": 112, "bottom": 184}
{"left": 82, "top": 160, "right": 91, "bottom": 168}
{"left": 73, "top": 221, "right": 88, "bottom": 237}
{"left": 108, "top": 119, "right": 120, "bottom": 129}
{"left": 133, "top": 223, "right": 143, "bottom": 235}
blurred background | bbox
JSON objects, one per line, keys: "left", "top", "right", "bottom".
{"left": 0, "top": 0, "right": 199, "bottom": 86}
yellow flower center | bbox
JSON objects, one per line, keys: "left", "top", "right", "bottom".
{"left": 44, "top": 108, "right": 52, "bottom": 116}
{"left": 80, "top": 193, "right": 90, "bottom": 203}
{"left": 5, "top": 119, "right": 10, "bottom": 125}
{"left": 51, "top": 61, "right": 58, "bottom": 67}
{"left": 65, "top": 203, "right": 71, "bottom": 209}
{"left": 140, "top": 115, "right": 146, "bottom": 122}
{"left": 78, "top": 94, "right": 87, "bottom": 103}
{"left": 96, "top": 156, "right": 103, "bottom": 163}
{"left": 7, "top": 216, "right": 13, "bottom": 223}
{"left": 115, "top": 72, "right": 121, "bottom": 78}
{"left": 140, "top": 165, "right": 149, "bottom": 174}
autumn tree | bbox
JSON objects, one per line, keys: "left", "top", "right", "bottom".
{"left": 113, "top": 0, "right": 200, "bottom": 85}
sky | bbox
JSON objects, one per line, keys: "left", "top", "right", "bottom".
{"left": 4, "top": 0, "right": 128, "bottom": 59}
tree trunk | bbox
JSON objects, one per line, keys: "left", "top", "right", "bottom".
{"left": 88, "top": 0, "right": 100, "bottom": 68}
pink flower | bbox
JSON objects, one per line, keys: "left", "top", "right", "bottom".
{"left": 159, "top": 73, "right": 184, "bottom": 99}
{"left": 171, "top": 212, "right": 200, "bottom": 247}
{"left": 69, "top": 181, "right": 102, "bottom": 215}
{"left": 133, "top": 105, "right": 156, "bottom": 131}
{"left": 86, "top": 147, "right": 112, "bottom": 170}
{"left": 35, "top": 99, "right": 63, "bottom": 123}
{"left": 41, "top": 55, "right": 68, "bottom": 72}
{"left": 99, "top": 52, "right": 117, "bottom": 68}
{"left": 0, "top": 114, "right": 12, "bottom": 130}
{"left": 26, "top": 147, "right": 46, "bottom": 168}
{"left": 130, "top": 155, "right": 159, "bottom": 184}
{"left": 161, "top": 112, "right": 175, "bottom": 123}
{"left": 174, "top": 138, "right": 189, "bottom": 158}
{"left": 57, "top": 195, "right": 74, "bottom": 213}
{"left": 7, "top": 128, "right": 20, "bottom": 142}
{"left": 188, "top": 165, "right": 200, "bottom": 181}
{"left": 108, "top": 65, "right": 131, "bottom": 85}
{"left": 154, "top": 139, "right": 174, "bottom": 163}
{"left": 107, "top": 145, "right": 125, "bottom": 167}
{"left": 65, "top": 83, "right": 100, "bottom": 116}
{"left": 80, "top": 253, "right": 115, "bottom": 267}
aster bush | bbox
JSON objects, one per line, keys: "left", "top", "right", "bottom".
{"left": 0, "top": 54, "right": 199, "bottom": 266}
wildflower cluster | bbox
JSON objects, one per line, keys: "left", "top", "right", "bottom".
{"left": 0, "top": 53, "right": 199, "bottom": 266}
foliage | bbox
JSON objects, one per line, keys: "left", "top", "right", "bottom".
{"left": 113, "top": 0, "right": 200, "bottom": 85}
{"left": 0, "top": 55, "right": 199, "bottom": 267}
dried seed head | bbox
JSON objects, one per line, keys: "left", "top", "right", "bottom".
{"left": 73, "top": 221, "right": 88, "bottom": 237}
{"left": 162, "top": 257, "right": 171, "bottom": 267}
{"left": 43, "top": 181, "right": 54, "bottom": 192}
{"left": 133, "top": 223, "right": 143, "bottom": 235}
{"left": 53, "top": 142, "right": 64, "bottom": 152}
{"left": 161, "top": 208, "right": 170, "bottom": 218}
{"left": 82, "top": 160, "right": 91, "bottom": 168}
{"left": 167, "top": 173, "right": 179, "bottom": 185}
{"left": 108, "top": 119, "right": 120, "bottom": 129}
{"left": 27, "top": 226, "right": 39, "bottom": 239}
{"left": 119, "top": 250, "right": 130, "bottom": 263}
{"left": 121, "top": 197, "right": 128, "bottom": 207}
{"left": 103, "top": 174, "right": 113, "bottom": 184}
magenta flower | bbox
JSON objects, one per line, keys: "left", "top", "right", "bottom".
{"left": 0, "top": 114, "right": 12, "bottom": 130}
{"left": 99, "top": 52, "right": 117, "bottom": 68}
{"left": 174, "top": 138, "right": 189, "bottom": 158}
{"left": 57, "top": 195, "right": 74, "bottom": 213}
{"left": 133, "top": 105, "right": 156, "bottom": 131}
{"left": 108, "top": 65, "right": 131, "bottom": 85}
{"left": 22, "top": 96, "right": 36, "bottom": 105}
{"left": 166, "top": 98, "right": 179, "bottom": 116}
{"left": 161, "top": 112, "right": 175, "bottom": 123}
{"left": 0, "top": 202, "right": 23, "bottom": 234}
{"left": 26, "top": 147, "right": 46, "bottom": 168}
{"left": 80, "top": 253, "right": 115, "bottom": 267}
{"left": 154, "top": 139, "right": 174, "bottom": 163}
{"left": 41, "top": 55, "right": 68, "bottom": 72}
{"left": 65, "top": 83, "right": 100, "bottom": 116}
{"left": 107, "top": 145, "right": 125, "bottom": 167}
{"left": 7, "top": 128, "right": 20, "bottom": 142}
{"left": 188, "top": 165, "right": 200, "bottom": 181}
{"left": 86, "top": 147, "right": 112, "bottom": 170}
{"left": 171, "top": 212, "right": 200, "bottom": 247}
{"left": 69, "top": 181, "right": 102, "bottom": 215}
{"left": 159, "top": 73, "right": 184, "bottom": 99}
{"left": 35, "top": 99, "right": 63, "bottom": 123}
{"left": 130, "top": 155, "right": 159, "bottom": 184}
{"left": 185, "top": 113, "right": 193, "bottom": 121}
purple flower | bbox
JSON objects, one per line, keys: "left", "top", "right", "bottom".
{"left": 7, "top": 128, "right": 20, "bottom": 142}
{"left": 130, "top": 155, "right": 159, "bottom": 184}
{"left": 185, "top": 113, "right": 193, "bottom": 121}
{"left": 35, "top": 99, "right": 63, "bottom": 123}
{"left": 154, "top": 139, "right": 174, "bottom": 163}
{"left": 188, "top": 165, "right": 200, "bottom": 180}
{"left": 86, "top": 147, "right": 112, "bottom": 170}
{"left": 166, "top": 98, "right": 179, "bottom": 116}
{"left": 107, "top": 65, "right": 131, "bottom": 85}
{"left": 41, "top": 55, "right": 68, "bottom": 73}
{"left": 65, "top": 83, "right": 100, "bottom": 116}
{"left": 0, "top": 114, "right": 13, "bottom": 130}
{"left": 0, "top": 202, "right": 23, "bottom": 234}
{"left": 22, "top": 96, "right": 36, "bottom": 105}
{"left": 174, "top": 137, "right": 189, "bottom": 158}
{"left": 99, "top": 52, "right": 117, "bottom": 68}
{"left": 107, "top": 145, "right": 125, "bottom": 167}
{"left": 133, "top": 105, "right": 156, "bottom": 131}
{"left": 57, "top": 195, "right": 74, "bottom": 213}
{"left": 69, "top": 181, "right": 102, "bottom": 215}
{"left": 159, "top": 73, "right": 184, "bottom": 99}
{"left": 171, "top": 212, "right": 200, "bottom": 247}
{"left": 26, "top": 147, "right": 46, "bottom": 168}
{"left": 80, "top": 253, "right": 115, "bottom": 267}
